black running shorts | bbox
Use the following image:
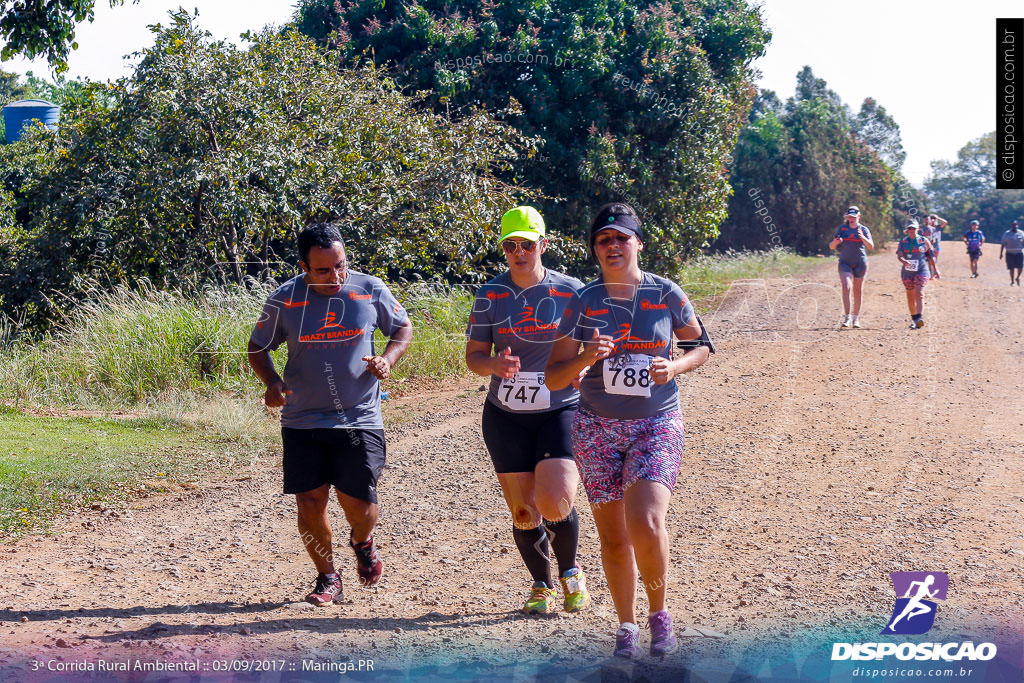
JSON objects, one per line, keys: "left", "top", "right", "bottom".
{"left": 1007, "top": 252, "right": 1024, "bottom": 270}
{"left": 481, "top": 399, "right": 576, "bottom": 474}
{"left": 281, "top": 427, "right": 386, "bottom": 502}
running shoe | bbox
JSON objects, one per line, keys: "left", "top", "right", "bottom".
{"left": 350, "top": 534, "right": 383, "bottom": 586}
{"left": 851, "top": 319, "right": 862, "bottom": 329}
{"left": 908, "top": 322, "right": 918, "bottom": 329}
{"left": 840, "top": 316, "right": 851, "bottom": 328}
{"left": 559, "top": 566, "right": 591, "bottom": 613}
{"left": 613, "top": 623, "right": 641, "bottom": 659}
{"left": 522, "top": 581, "right": 557, "bottom": 614}
{"left": 915, "top": 318, "right": 925, "bottom": 329}
{"left": 306, "top": 573, "right": 343, "bottom": 606}
{"left": 648, "top": 610, "right": 679, "bottom": 656}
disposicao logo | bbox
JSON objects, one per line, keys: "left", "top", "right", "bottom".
{"left": 881, "top": 571, "right": 946, "bottom": 635}
{"left": 831, "top": 571, "right": 997, "bottom": 663}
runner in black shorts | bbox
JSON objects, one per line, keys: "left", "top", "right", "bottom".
{"left": 248, "top": 222, "right": 413, "bottom": 606}
{"left": 465, "top": 206, "right": 591, "bottom": 614}
{"left": 962, "top": 220, "right": 985, "bottom": 278}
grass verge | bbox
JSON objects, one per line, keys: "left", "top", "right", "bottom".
{"left": 0, "top": 407, "right": 271, "bottom": 537}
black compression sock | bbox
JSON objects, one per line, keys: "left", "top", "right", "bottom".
{"left": 912, "top": 314, "right": 922, "bottom": 322}
{"left": 511, "top": 525, "right": 551, "bottom": 586}
{"left": 544, "top": 508, "right": 580, "bottom": 576}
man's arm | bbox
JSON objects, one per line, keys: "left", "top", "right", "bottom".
{"left": 363, "top": 320, "right": 413, "bottom": 380}
{"left": 247, "top": 340, "right": 288, "bottom": 406}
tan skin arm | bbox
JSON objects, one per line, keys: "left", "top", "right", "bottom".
{"left": 362, "top": 319, "right": 414, "bottom": 379}
{"left": 248, "top": 340, "right": 289, "bottom": 407}
{"left": 546, "top": 316, "right": 709, "bottom": 390}
{"left": 465, "top": 338, "right": 520, "bottom": 380}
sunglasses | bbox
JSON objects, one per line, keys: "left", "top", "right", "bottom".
{"left": 502, "top": 239, "right": 540, "bottom": 254}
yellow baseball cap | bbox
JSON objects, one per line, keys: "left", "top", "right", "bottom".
{"left": 500, "top": 206, "right": 546, "bottom": 242}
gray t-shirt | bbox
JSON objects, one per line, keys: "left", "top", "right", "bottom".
{"left": 556, "top": 273, "right": 695, "bottom": 420}
{"left": 249, "top": 271, "right": 409, "bottom": 429}
{"left": 834, "top": 224, "right": 872, "bottom": 264}
{"left": 897, "top": 236, "right": 931, "bottom": 279}
{"left": 1002, "top": 230, "right": 1024, "bottom": 253}
{"left": 466, "top": 270, "right": 583, "bottom": 412}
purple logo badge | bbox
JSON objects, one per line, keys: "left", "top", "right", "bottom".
{"left": 881, "top": 572, "right": 948, "bottom": 635}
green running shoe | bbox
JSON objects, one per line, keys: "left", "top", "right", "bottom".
{"left": 522, "top": 581, "right": 557, "bottom": 614}
{"left": 559, "top": 566, "right": 591, "bottom": 613}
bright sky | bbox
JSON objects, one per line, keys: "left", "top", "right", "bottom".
{"left": 2, "top": 0, "right": 1012, "bottom": 186}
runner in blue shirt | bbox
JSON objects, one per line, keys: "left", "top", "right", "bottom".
{"left": 465, "top": 206, "right": 592, "bottom": 616}
{"left": 962, "top": 220, "right": 985, "bottom": 278}
{"left": 546, "top": 203, "right": 712, "bottom": 659}
{"left": 897, "top": 220, "right": 939, "bottom": 328}
{"left": 248, "top": 223, "right": 413, "bottom": 606}
{"left": 828, "top": 206, "right": 874, "bottom": 328}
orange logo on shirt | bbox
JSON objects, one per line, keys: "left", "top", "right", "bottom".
{"left": 640, "top": 299, "right": 667, "bottom": 310}
{"left": 584, "top": 307, "right": 609, "bottom": 316}
{"left": 486, "top": 291, "right": 510, "bottom": 300}
{"left": 349, "top": 291, "right": 371, "bottom": 300}
{"left": 548, "top": 287, "right": 573, "bottom": 298}
{"left": 301, "top": 312, "right": 366, "bottom": 343}
{"left": 282, "top": 299, "right": 309, "bottom": 308}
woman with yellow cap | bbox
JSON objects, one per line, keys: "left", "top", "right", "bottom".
{"left": 464, "top": 206, "right": 592, "bottom": 615}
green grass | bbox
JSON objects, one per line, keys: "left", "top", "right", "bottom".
{"left": 0, "top": 409, "right": 267, "bottom": 536}
{"left": 676, "top": 248, "right": 821, "bottom": 312}
{"left": 0, "top": 280, "right": 471, "bottom": 410}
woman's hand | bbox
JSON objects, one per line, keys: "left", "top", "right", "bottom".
{"left": 649, "top": 356, "right": 677, "bottom": 385}
{"left": 491, "top": 346, "right": 521, "bottom": 379}
{"left": 581, "top": 328, "right": 616, "bottom": 365}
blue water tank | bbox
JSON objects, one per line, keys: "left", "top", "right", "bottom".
{"left": 3, "top": 99, "right": 60, "bottom": 143}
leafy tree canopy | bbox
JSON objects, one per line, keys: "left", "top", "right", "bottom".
{"left": 717, "top": 67, "right": 901, "bottom": 253}
{"left": 294, "top": 0, "right": 770, "bottom": 277}
{"left": 0, "top": 0, "right": 137, "bottom": 72}
{"left": 0, "top": 11, "right": 531, "bottom": 330}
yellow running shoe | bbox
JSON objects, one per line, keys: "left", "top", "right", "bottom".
{"left": 522, "top": 582, "right": 557, "bottom": 614}
{"left": 559, "top": 566, "right": 591, "bottom": 613}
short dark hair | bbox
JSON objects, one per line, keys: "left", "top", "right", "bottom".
{"left": 298, "top": 222, "right": 345, "bottom": 265}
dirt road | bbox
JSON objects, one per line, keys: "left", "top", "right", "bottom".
{"left": 1, "top": 244, "right": 1022, "bottom": 678}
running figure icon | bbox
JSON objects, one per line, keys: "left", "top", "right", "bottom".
{"left": 881, "top": 571, "right": 948, "bottom": 635}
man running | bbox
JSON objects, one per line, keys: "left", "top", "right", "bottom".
{"left": 962, "top": 220, "right": 985, "bottom": 278}
{"left": 1000, "top": 220, "right": 1024, "bottom": 286}
{"left": 247, "top": 222, "right": 413, "bottom": 605}
{"left": 926, "top": 214, "right": 946, "bottom": 262}
{"left": 828, "top": 206, "right": 874, "bottom": 328}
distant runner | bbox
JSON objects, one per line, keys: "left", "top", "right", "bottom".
{"left": 828, "top": 206, "right": 874, "bottom": 328}
{"left": 248, "top": 223, "right": 413, "bottom": 606}
{"left": 962, "top": 220, "right": 985, "bottom": 278}
{"left": 897, "top": 220, "right": 939, "bottom": 329}
{"left": 1000, "top": 220, "right": 1024, "bottom": 286}
{"left": 546, "top": 202, "right": 713, "bottom": 659}
{"left": 926, "top": 214, "right": 946, "bottom": 262}
{"left": 464, "top": 206, "right": 592, "bottom": 615}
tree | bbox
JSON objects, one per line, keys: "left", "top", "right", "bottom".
{"left": 0, "top": 12, "right": 532, "bottom": 330}
{"left": 925, "top": 132, "right": 996, "bottom": 219}
{"left": 925, "top": 132, "right": 1023, "bottom": 233}
{"left": 0, "top": 0, "right": 137, "bottom": 72}
{"left": 853, "top": 97, "right": 906, "bottom": 171}
{"left": 717, "top": 68, "right": 897, "bottom": 252}
{"left": 294, "top": 0, "right": 770, "bottom": 277}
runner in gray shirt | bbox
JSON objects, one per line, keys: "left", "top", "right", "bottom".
{"left": 465, "top": 206, "right": 592, "bottom": 616}
{"left": 248, "top": 222, "right": 412, "bottom": 606}
{"left": 1000, "top": 220, "right": 1024, "bottom": 286}
{"left": 828, "top": 206, "right": 874, "bottom": 328}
